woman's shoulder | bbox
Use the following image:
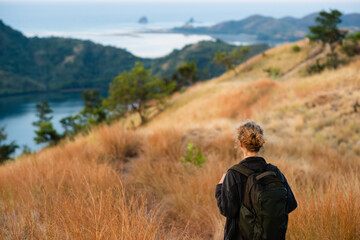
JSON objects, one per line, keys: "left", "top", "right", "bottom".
{"left": 224, "top": 167, "right": 243, "bottom": 187}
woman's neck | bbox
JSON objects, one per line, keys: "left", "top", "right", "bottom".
{"left": 243, "top": 151, "right": 258, "bottom": 159}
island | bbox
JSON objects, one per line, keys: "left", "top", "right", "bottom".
{"left": 138, "top": 16, "right": 148, "bottom": 24}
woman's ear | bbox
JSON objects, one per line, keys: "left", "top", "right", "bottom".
{"left": 239, "top": 140, "right": 243, "bottom": 148}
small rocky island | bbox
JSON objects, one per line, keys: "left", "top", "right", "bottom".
{"left": 182, "top": 17, "right": 195, "bottom": 29}
{"left": 187, "top": 17, "right": 195, "bottom": 24}
{"left": 138, "top": 16, "right": 148, "bottom": 24}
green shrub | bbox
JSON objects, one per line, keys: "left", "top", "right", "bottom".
{"left": 180, "top": 141, "right": 206, "bottom": 167}
{"left": 292, "top": 45, "right": 301, "bottom": 52}
{"left": 342, "top": 43, "right": 359, "bottom": 57}
{"left": 306, "top": 59, "right": 325, "bottom": 74}
{"left": 342, "top": 33, "right": 360, "bottom": 57}
{"left": 263, "top": 67, "right": 282, "bottom": 78}
{"left": 306, "top": 53, "right": 345, "bottom": 75}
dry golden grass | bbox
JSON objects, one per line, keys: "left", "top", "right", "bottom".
{"left": 0, "top": 134, "right": 163, "bottom": 239}
{"left": 214, "top": 39, "right": 319, "bottom": 83}
{"left": 145, "top": 79, "right": 278, "bottom": 130}
{"left": 1, "top": 41, "right": 360, "bottom": 239}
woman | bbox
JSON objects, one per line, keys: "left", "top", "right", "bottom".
{"left": 215, "top": 120, "right": 297, "bottom": 240}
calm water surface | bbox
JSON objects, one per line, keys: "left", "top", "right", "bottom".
{"left": 0, "top": 92, "right": 86, "bottom": 156}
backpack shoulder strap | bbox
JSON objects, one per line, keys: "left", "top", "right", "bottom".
{"left": 265, "top": 163, "right": 286, "bottom": 183}
{"left": 230, "top": 164, "right": 256, "bottom": 210}
{"left": 229, "top": 164, "right": 255, "bottom": 177}
{"left": 255, "top": 171, "right": 277, "bottom": 181}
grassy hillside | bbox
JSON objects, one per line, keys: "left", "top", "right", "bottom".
{"left": 0, "top": 40, "right": 359, "bottom": 239}
{"left": 0, "top": 20, "right": 268, "bottom": 96}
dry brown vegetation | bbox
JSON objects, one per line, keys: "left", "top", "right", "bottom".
{"left": 1, "top": 40, "right": 359, "bottom": 239}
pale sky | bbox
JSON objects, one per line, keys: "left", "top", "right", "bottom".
{"left": 0, "top": 0, "right": 358, "bottom": 2}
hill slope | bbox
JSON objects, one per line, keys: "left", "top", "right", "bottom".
{"left": 0, "top": 40, "right": 359, "bottom": 239}
{"left": 0, "top": 20, "right": 268, "bottom": 96}
{"left": 173, "top": 12, "right": 360, "bottom": 41}
{"left": 0, "top": 20, "right": 146, "bottom": 95}
{"left": 150, "top": 39, "right": 268, "bottom": 80}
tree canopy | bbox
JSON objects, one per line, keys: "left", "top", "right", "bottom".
{"left": 80, "top": 90, "right": 107, "bottom": 124}
{"left": 177, "top": 61, "right": 198, "bottom": 86}
{"left": 0, "top": 126, "right": 18, "bottom": 163}
{"left": 307, "top": 10, "right": 348, "bottom": 69}
{"left": 307, "top": 10, "right": 347, "bottom": 46}
{"left": 33, "top": 101, "right": 60, "bottom": 146}
{"left": 105, "top": 62, "right": 175, "bottom": 124}
{"left": 213, "top": 47, "right": 249, "bottom": 73}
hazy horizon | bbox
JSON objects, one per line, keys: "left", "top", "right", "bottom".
{"left": 0, "top": 0, "right": 359, "bottom": 2}
{"left": 1, "top": 2, "right": 359, "bottom": 24}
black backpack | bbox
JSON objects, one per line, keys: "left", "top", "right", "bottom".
{"left": 230, "top": 163, "right": 288, "bottom": 240}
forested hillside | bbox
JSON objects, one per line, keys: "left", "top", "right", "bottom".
{"left": 0, "top": 20, "right": 146, "bottom": 95}
{"left": 0, "top": 20, "right": 268, "bottom": 96}
{"left": 150, "top": 39, "right": 268, "bottom": 79}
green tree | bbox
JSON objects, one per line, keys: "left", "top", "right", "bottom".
{"left": 60, "top": 91, "right": 107, "bottom": 139}
{"left": 307, "top": 10, "right": 347, "bottom": 69}
{"left": 0, "top": 126, "right": 19, "bottom": 164}
{"left": 213, "top": 51, "right": 233, "bottom": 70}
{"left": 213, "top": 47, "right": 244, "bottom": 74}
{"left": 60, "top": 115, "right": 83, "bottom": 138}
{"left": 105, "top": 62, "right": 172, "bottom": 124}
{"left": 230, "top": 48, "right": 244, "bottom": 65}
{"left": 80, "top": 90, "right": 107, "bottom": 124}
{"left": 342, "top": 32, "right": 360, "bottom": 57}
{"left": 33, "top": 101, "right": 53, "bottom": 126}
{"left": 34, "top": 122, "right": 61, "bottom": 146}
{"left": 177, "top": 61, "right": 198, "bottom": 86}
{"left": 240, "top": 46, "right": 251, "bottom": 56}
{"left": 240, "top": 46, "right": 252, "bottom": 69}
{"left": 33, "top": 101, "right": 60, "bottom": 146}
{"left": 162, "top": 73, "right": 179, "bottom": 92}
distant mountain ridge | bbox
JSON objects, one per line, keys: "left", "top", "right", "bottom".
{"left": 0, "top": 20, "right": 268, "bottom": 96}
{"left": 173, "top": 12, "right": 360, "bottom": 41}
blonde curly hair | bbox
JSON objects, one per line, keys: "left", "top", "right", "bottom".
{"left": 236, "top": 120, "right": 265, "bottom": 152}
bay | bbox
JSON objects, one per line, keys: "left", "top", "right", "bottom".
{"left": 0, "top": 92, "right": 86, "bottom": 156}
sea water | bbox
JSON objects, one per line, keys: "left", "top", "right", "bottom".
{"left": 0, "top": 92, "right": 85, "bottom": 156}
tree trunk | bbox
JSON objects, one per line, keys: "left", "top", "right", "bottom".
{"left": 329, "top": 43, "right": 338, "bottom": 69}
{"left": 137, "top": 101, "right": 146, "bottom": 124}
{"left": 139, "top": 111, "right": 146, "bottom": 124}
